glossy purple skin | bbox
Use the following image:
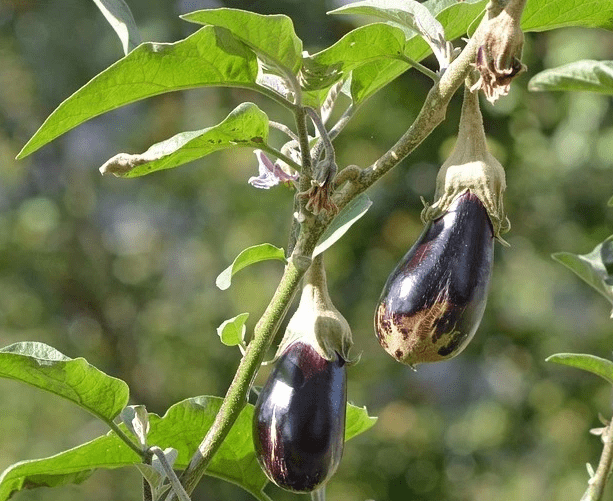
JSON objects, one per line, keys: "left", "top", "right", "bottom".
{"left": 375, "top": 191, "right": 494, "bottom": 365}
{"left": 253, "top": 341, "right": 347, "bottom": 492}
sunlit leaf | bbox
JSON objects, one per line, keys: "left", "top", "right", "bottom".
{"left": 303, "top": 24, "right": 406, "bottom": 91}
{"left": 521, "top": 0, "right": 613, "bottom": 31}
{"left": 552, "top": 235, "right": 613, "bottom": 315}
{"left": 0, "top": 396, "right": 375, "bottom": 501}
{"left": 329, "top": 0, "right": 454, "bottom": 71}
{"left": 216, "top": 243, "right": 286, "bottom": 291}
{"left": 345, "top": 403, "right": 378, "bottom": 440}
{"left": 181, "top": 8, "right": 303, "bottom": 74}
{"left": 0, "top": 397, "right": 268, "bottom": 501}
{"left": 17, "top": 26, "right": 259, "bottom": 159}
{"left": 528, "top": 60, "right": 613, "bottom": 94}
{"left": 99, "top": 103, "right": 269, "bottom": 178}
{"left": 92, "top": 0, "right": 141, "bottom": 55}
{"left": 546, "top": 353, "right": 613, "bottom": 386}
{"left": 217, "top": 313, "right": 250, "bottom": 347}
{"left": 314, "top": 193, "right": 372, "bottom": 257}
{"left": 0, "top": 342, "right": 129, "bottom": 424}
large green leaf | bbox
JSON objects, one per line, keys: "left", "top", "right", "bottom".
{"left": 304, "top": 24, "right": 407, "bottom": 89}
{"left": 99, "top": 103, "right": 269, "bottom": 178}
{"left": 0, "top": 397, "right": 376, "bottom": 501}
{"left": 216, "top": 243, "right": 287, "bottom": 291}
{"left": 325, "top": 0, "right": 613, "bottom": 105}
{"left": 17, "top": 26, "right": 259, "bottom": 159}
{"left": 0, "top": 342, "right": 129, "bottom": 424}
{"left": 0, "top": 397, "right": 267, "bottom": 501}
{"left": 182, "top": 8, "right": 303, "bottom": 74}
{"left": 552, "top": 235, "right": 613, "bottom": 315}
{"left": 546, "top": 353, "right": 613, "bottom": 386}
{"left": 521, "top": 0, "right": 613, "bottom": 31}
{"left": 92, "top": 0, "right": 141, "bottom": 55}
{"left": 528, "top": 60, "right": 613, "bottom": 94}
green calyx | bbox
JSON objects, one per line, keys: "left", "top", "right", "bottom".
{"left": 275, "top": 253, "right": 354, "bottom": 363}
{"left": 421, "top": 82, "right": 510, "bottom": 244}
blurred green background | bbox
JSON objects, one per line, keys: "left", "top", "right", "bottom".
{"left": 1, "top": 0, "right": 613, "bottom": 500}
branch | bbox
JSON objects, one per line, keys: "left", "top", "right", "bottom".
{"left": 171, "top": 9, "right": 492, "bottom": 498}
{"left": 582, "top": 418, "right": 613, "bottom": 501}
{"left": 175, "top": 252, "right": 315, "bottom": 496}
{"left": 334, "top": 28, "right": 484, "bottom": 210}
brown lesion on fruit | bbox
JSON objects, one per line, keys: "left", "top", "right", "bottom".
{"left": 375, "top": 293, "right": 469, "bottom": 366}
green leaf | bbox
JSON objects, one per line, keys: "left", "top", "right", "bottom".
{"left": 304, "top": 24, "right": 407, "bottom": 89}
{"left": 92, "top": 0, "right": 141, "bottom": 55}
{"left": 328, "top": 0, "right": 453, "bottom": 70}
{"left": 608, "top": 195, "right": 613, "bottom": 207}
{"left": 349, "top": 58, "right": 411, "bottom": 104}
{"left": 217, "top": 313, "right": 250, "bottom": 347}
{"left": 0, "top": 396, "right": 375, "bottom": 501}
{"left": 0, "top": 342, "right": 129, "bottom": 424}
{"left": 17, "top": 26, "right": 259, "bottom": 159}
{"left": 521, "top": 0, "right": 613, "bottom": 31}
{"left": 216, "top": 243, "right": 286, "bottom": 291}
{"left": 528, "top": 60, "right": 613, "bottom": 94}
{"left": 181, "top": 8, "right": 303, "bottom": 74}
{"left": 0, "top": 397, "right": 269, "bottom": 501}
{"left": 546, "top": 353, "right": 613, "bottom": 386}
{"left": 552, "top": 235, "right": 613, "bottom": 315}
{"left": 99, "top": 103, "right": 269, "bottom": 178}
{"left": 345, "top": 403, "right": 378, "bottom": 441}
{"left": 314, "top": 193, "right": 372, "bottom": 257}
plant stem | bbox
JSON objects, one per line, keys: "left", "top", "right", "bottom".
{"left": 269, "top": 121, "right": 300, "bottom": 142}
{"left": 399, "top": 55, "right": 440, "bottom": 82}
{"left": 107, "top": 420, "right": 146, "bottom": 459}
{"left": 582, "top": 419, "right": 613, "bottom": 501}
{"left": 259, "top": 143, "right": 303, "bottom": 173}
{"left": 175, "top": 253, "right": 314, "bottom": 496}
{"left": 173, "top": 8, "right": 494, "bottom": 497}
{"left": 149, "top": 447, "right": 191, "bottom": 501}
{"left": 334, "top": 28, "right": 483, "bottom": 210}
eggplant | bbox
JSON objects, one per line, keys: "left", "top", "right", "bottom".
{"left": 374, "top": 190, "right": 494, "bottom": 366}
{"left": 253, "top": 340, "right": 347, "bottom": 492}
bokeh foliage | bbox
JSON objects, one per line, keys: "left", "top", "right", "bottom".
{"left": 1, "top": 0, "right": 613, "bottom": 500}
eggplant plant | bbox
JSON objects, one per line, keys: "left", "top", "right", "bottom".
{"left": 2, "top": 0, "right": 613, "bottom": 500}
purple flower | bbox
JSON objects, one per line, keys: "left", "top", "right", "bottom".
{"left": 248, "top": 150, "right": 298, "bottom": 189}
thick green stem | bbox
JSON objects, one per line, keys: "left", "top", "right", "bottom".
{"left": 173, "top": 8, "right": 496, "bottom": 497}
{"left": 177, "top": 253, "right": 314, "bottom": 496}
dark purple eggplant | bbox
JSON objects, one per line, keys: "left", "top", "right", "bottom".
{"left": 374, "top": 190, "right": 494, "bottom": 366}
{"left": 253, "top": 340, "right": 347, "bottom": 492}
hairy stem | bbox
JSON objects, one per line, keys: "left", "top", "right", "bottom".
{"left": 176, "top": 253, "right": 314, "bottom": 496}
{"left": 335, "top": 29, "right": 483, "bottom": 210}
{"left": 173, "top": 7, "right": 494, "bottom": 496}
{"left": 149, "top": 447, "right": 191, "bottom": 501}
{"left": 581, "top": 419, "right": 613, "bottom": 501}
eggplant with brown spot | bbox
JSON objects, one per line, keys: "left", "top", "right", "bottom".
{"left": 253, "top": 340, "right": 347, "bottom": 492}
{"left": 374, "top": 190, "right": 494, "bottom": 366}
